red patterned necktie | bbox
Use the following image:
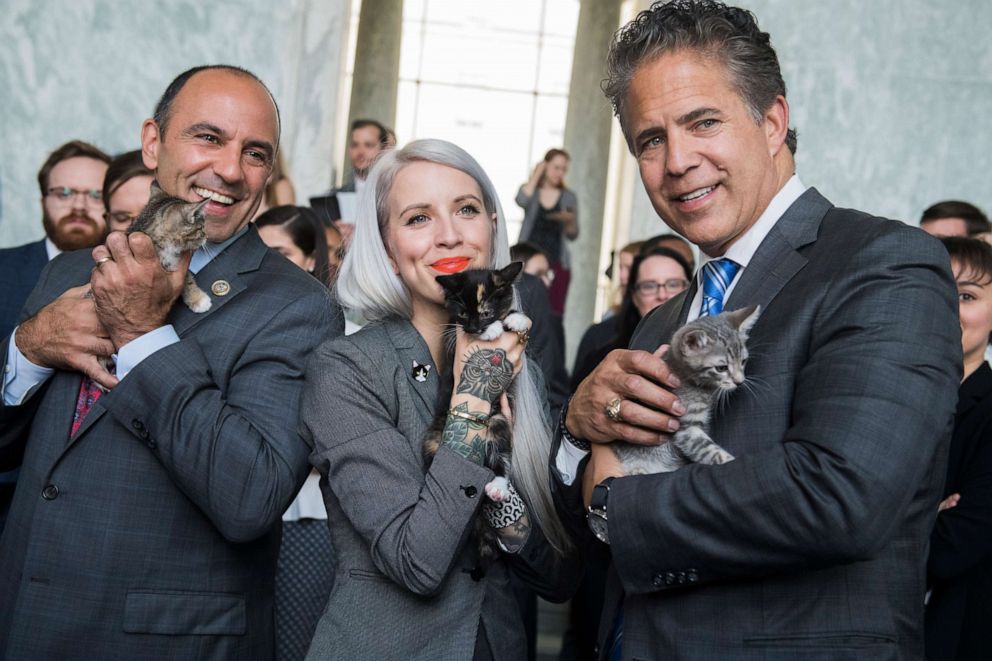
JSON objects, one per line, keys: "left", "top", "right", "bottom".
{"left": 70, "top": 376, "right": 104, "bottom": 438}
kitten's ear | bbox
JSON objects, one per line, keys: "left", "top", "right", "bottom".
{"left": 435, "top": 272, "right": 464, "bottom": 293}
{"left": 729, "top": 305, "right": 761, "bottom": 338}
{"left": 148, "top": 180, "right": 166, "bottom": 200}
{"left": 679, "top": 328, "right": 711, "bottom": 354}
{"left": 493, "top": 261, "right": 524, "bottom": 288}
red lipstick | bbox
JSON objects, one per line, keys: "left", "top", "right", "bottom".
{"left": 431, "top": 257, "right": 471, "bottom": 274}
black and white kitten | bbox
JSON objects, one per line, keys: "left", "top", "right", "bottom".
{"left": 128, "top": 182, "right": 211, "bottom": 313}
{"left": 422, "top": 261, "right": 529, "bottom": 562}
{"left": 617, "top": 305, "right": 760, "bottom": 474}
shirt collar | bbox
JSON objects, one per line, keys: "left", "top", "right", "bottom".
{"left": 189, "top": 225, "right": 249, "bottom": 274}
{"left": 697, "top": 174, "right": 806, "bottom": 274}
{"left": 44, "top": 237, "right": 61, "bottom": 260}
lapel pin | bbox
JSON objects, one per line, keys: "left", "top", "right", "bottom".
{"left": 211, "top": 280, "right": 231, "bottom": 296}
{"left": 411, "top": 360, "right": 431, "bottom": 383}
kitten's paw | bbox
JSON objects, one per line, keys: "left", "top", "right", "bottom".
{"left": 479, "top": 320, "right": 504, "bottom": 341}
{"left": 485, "top": 476, "right": 510, "bottom": 502}
{"left": 712, "top": 450, "right": 735, "bottom": 464}
{"left": 503, "top": 312, "right": 530, "bottom": 333}
{"left": 185, "top": 288, "right": 212, "bottom": 313}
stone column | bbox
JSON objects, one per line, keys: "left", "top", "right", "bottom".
{"left": 561, "top": 0, "right": 623, "bottom": 366}
{"left": 343, "top": 0, "right": 403, "bottom": 179}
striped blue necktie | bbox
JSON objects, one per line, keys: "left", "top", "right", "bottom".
{"left": 700, "top": 258, "right": 741, "bottom": 317}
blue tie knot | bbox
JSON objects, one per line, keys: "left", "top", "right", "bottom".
{"left": 700, "top": 258, "right": 741, "bottom": 317}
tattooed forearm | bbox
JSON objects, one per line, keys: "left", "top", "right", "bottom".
{"left": 496, "top": 513, "right": 531, "bottom": 554}
{"left": 441, "top": 402, "right": 489, "bottom": 465}
{"left": 456, "top": 347, "right": 514, "bottom": 403}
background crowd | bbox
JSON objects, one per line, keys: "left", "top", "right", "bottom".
{"left": 1, "top": 1, "right": 990, "bottom": 660}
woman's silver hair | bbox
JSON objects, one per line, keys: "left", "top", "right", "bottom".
{"left": 603, "top": 0, "right": 797, "bottom": 155}
{"left": 336, "top": 138, "right": 570, "bottom": 554}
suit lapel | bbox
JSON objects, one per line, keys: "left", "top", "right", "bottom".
{"left": 724, "top": 187, "right": 831, "bottom": 313}
{"left": 384, "top": 318, "right": 438, "bottom": 428}
{"left": 66, "top": 228, "right": 267, "bottom": 447}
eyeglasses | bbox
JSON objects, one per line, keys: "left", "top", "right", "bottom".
{"left": 46, "top": 187, "right": 103, "bottom": 206}
{"left": 634, "top": 278, "right": 689, "bottom": 296}
{"left": 105, "top": 211, "right": 139, "bottom": 227}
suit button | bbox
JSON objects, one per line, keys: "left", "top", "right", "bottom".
{"left": 461, "top": 485, "right": 478, "bottom": 498}
{"left": 131, "top": 419, "right": 145, "bottom": 431}
{"left": 42, "top": 484, "right": 60, "bottom": 500}
{"left": 664, "top": 572, "right": 676, "bottom": 585}
{"left": 652, "top": 573, "right": 665, "bottom": 588}
{"left": 147, "top": 438, "right": 157, "bottom": 449}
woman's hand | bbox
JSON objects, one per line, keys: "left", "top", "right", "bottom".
{"left": 452, "top": 321, "right": 530, "bottom": 406}
{"left": 938, "top": 493, "right": 960, "bottom": 512}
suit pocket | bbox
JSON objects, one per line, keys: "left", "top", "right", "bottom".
{"left": 743, "top": 631, "right": 896, "bottom": 649}
{"left": 348, "top": 568, "right": 392, "bottom": 583}
{"left": 123, "top": 589, "right": 246, "bottom": 635}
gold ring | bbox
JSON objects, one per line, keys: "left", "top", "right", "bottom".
{"left": 516, "top": 329, "right": 530, "bottom": 345}
{"left": 605, "top": 397, "right": 623, "bottom": 422}
{"left": 95, "top": 256, "right": 112, "bottom": 266}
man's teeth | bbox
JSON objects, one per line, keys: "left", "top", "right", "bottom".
{"left": 679, "top": 186, "right": 715, "bottom": 202}
{"left": 193, "top": 186, "right": 234, "bottom": 204}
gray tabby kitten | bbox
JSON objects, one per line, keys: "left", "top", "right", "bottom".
{"left": 618, "top": 305, "right": 760, "bottom": 475}
{"left": 128, "top": 182, "right": 211, "bottom": 313}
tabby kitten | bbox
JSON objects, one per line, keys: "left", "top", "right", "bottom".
{"left": 422, "top": 261, "right": 529, "bottom": 563}
{"left": 617, "top": 305, "right": 760, "bottom": 475}
{"left": 128, "top": 182, "right": 211, "bottom": 313}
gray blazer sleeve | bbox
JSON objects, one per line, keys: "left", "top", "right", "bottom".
{"left": 100, "top": 288, "right": 338, "bottom": 543}
{"left": 304, "top": 339, "right": 495, "bottom": 597}
{"left": 609, "top": 227, "right": 960, "bottom": 593}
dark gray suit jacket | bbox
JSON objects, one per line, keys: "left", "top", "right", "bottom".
{"left": 302, "top": 317, "right": 578, "bottom": 661}
{"left": 555, "top": 189, "right": 961, "bottom": 660}
{"left": 0, "top": 227, "right": 342, "bottom": 660}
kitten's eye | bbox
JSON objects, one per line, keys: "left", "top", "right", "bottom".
{"left": 714, "top": 364, "right": 729, "bottom": 373}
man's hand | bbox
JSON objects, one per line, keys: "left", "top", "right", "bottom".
{"left": 90, "top": 231, "right": 189, "bottom": 349}
{"left": 582, "top": 444, "right": 625, "bottom": 509}
{"left": 15, "top": 285, "right": 119, "bottom": 390}
{"left": 566, "top": 346, "right": 684, "bottom": 445}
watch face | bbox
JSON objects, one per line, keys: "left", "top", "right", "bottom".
{"left": 587, "top": 510, "right": 609, "bottom": 544}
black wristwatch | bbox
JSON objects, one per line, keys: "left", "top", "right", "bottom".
{"left": 587, "top": 477, "right": 615, "bottom": 544}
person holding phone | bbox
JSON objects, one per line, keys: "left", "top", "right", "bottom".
{"left": 515, "top": 148, "right": 578, "bottom": 316}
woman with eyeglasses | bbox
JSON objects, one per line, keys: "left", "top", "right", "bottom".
{"left": 571, "top": 246, "right": 691, "bottom": 393}
{"left": 563, "top": 244, "right": 691, "bottom": 660}
{"left": 102, "top": 150, "right": 154, "bottom": 233}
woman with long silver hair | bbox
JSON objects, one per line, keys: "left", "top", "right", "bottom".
{"left": 302, "top": 139, "right": 576, "bottom": 660}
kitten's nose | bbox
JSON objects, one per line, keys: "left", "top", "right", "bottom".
{"left": 732, "top": 369, "right": 745, "bottom": 385}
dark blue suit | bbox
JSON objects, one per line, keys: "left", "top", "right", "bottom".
{"left": 0, "top": 239, "right": 48, "bottom": 341}
{"left": 0, "top": 238, "right": 48, "bottom": 534}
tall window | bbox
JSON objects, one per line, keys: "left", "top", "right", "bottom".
{"left": 395, "top": 0, "right": 579, "bottom": 239}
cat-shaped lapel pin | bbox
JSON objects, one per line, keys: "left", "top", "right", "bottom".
{"left": 411, "top": 361, "right": 431, "bottom": 383}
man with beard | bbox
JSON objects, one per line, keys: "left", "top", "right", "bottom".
{"left": 0, "top": 140, "right": 109, "bottom": 535}
{"left": 0, "top": 141, "right": 111, "bottom": 341}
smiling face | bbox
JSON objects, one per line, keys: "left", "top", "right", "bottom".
{"left": 384, "top": 161, "right": 494, "bottom": 321}
{"left": 140, "top": 69, "right": 279, "bottom": 243}
{"left": 632, "top": 254, "right": 690, "bottom": 316}
{"left": 626, "top": 50, "right": 790, "bottom": 257}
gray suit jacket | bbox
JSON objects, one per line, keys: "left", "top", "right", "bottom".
{"left": 0, "top": 227, "right": 342, "bottom": 660}
{"left": 302, "top": 317, "right": 578, "bottom": 661}
{"left": 555, "top": 189, "right": 961, "bottom": 660}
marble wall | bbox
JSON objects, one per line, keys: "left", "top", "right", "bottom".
{"left": 0, "top": 0, "right": 351, "bottom": 248}
{"left": 625, "top": 0, "right": 992, "bottom": 242}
